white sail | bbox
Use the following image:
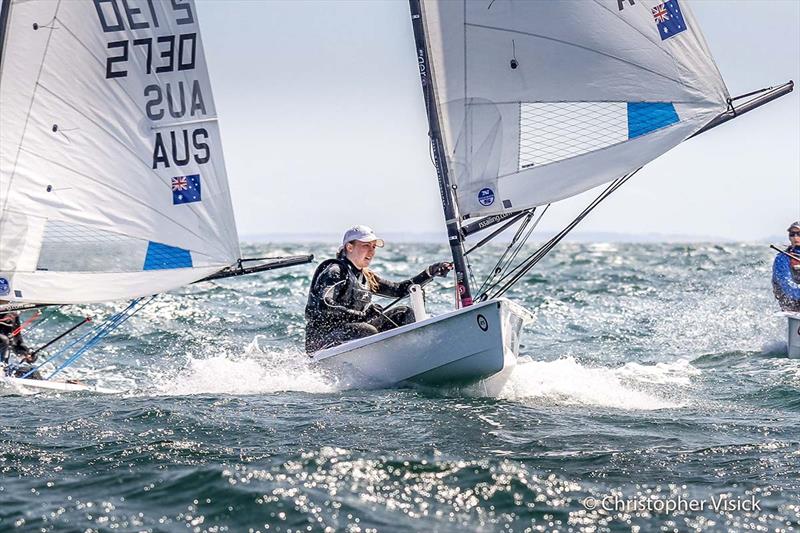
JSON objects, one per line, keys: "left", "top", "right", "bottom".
{"left": 0, "top": 0, "right": 239, "bottom": 304}
{"left": 419, "top": 0, "right": 730, "bottom": 219}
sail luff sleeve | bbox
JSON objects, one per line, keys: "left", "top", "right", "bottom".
{"left": 410, "top": 0, "right": 474, "bottom": 306}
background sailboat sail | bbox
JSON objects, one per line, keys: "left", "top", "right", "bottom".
{"left": 0, "top": 0, "right": 239, "bottom": 304}
{"left": 419, "top": 0, "right": 730, "bottom": 218}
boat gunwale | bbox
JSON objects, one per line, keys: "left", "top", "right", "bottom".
{"left": 311, "top": 297, "right": 529, "bottom": 362}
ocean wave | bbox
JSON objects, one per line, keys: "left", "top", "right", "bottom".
{"left": 152, "top": 336, "right": 336, "bottom": 396}
{"left": 500, "top": 356, "right": 697, "bottom": 410}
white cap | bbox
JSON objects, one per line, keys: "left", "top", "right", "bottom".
{"left": 788, "top": 221, "right": 800, "bottom": 231}
{"left": 342, "top": 225, "right": 384, "bottom": 247}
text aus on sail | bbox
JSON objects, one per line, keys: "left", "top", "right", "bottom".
{"left": 94, "top": 0, "right": 210, "bottom": 170}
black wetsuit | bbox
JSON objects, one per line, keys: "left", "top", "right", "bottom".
{"left": 0, "top": 312, "right": 39, "bottom": 378}
{"left": 0, "top": 313, "right": 29, "bottom": 363}
{"left": 305, "top": 256, "right": 434, "bottom": 353}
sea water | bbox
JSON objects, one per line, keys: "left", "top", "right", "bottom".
{"left": 1, "top": 242, "right": 798, "bottom": 532}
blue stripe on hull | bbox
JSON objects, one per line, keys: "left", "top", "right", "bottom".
{"left": 627, "top": 102, "right": 679, "bottom": 139}
{"left": 143, "top": 241, "right": 193, "bottom": 270}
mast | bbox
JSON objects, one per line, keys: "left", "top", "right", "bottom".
{"left": 0, "top": 0, "right": 11, "bottom": 67}
{"left": 408, "top": 0, "right": 473, "bottom": 307}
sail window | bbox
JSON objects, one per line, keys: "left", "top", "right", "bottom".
{"left": 36, "top": 220, "right": 147, "bottom": 273}
{"left": 518, "top": 102, "right": 681, "bottom": 169}
{"left": 143, "top": 242, "right": 193, "bottom": 270}
{"left": 627, "top": 102, "right": 679, "bottom": 138}
{"left": 519, "top": 102, "right": 628, "bottom": 169}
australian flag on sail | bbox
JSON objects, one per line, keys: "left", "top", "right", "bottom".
{"left": 172, "top": 174, "right": 201, "bottom": 205}
{"left": 652, "top": 0, "right": 687, "bottom": 41}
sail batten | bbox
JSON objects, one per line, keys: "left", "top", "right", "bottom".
{"left": 0, "top": 0, "right": 240, "bottom": 304}
{"left": 420, "top": 0, "right": 730, "bottom": 219}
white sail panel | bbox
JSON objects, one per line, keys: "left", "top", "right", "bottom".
{"left": 420, "top": 0, "right": 730, "bottom": 218}
{"left": 0, "top": 0, "right": 239, "bottom": 303}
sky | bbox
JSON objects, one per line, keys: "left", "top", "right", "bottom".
{"left": 195, "top": 0, "right": 800, "bottom": 243}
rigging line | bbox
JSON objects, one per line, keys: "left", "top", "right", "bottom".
{"left": 44, "top": 296, "right": 155, "bottom": 381}
{"left": 19, "top": 317, "right": 95, "bottom": 377}
{"left": 484, "top": 175, "right": 629, "bottom": 298}
{"left": 474, "top": 211, "right": 535, "bottom": 296}
{"left": 479, "top": 204, "right": 550, "bottom": 300}
{"left": 473, "top": 208, "right": 535, "bottom": 294}
{"left": 481, "top": 178, "right": 621, "bottom": 297}
{"left": 464, "top": 209, "right": 532, "bottom": 256}
{"left": 476, "top": 212, "right": 536, "bottom": 300}
{"left": 30, "top": 316, "right": 92, "bottom": 357}
{"left": 9, "top": 311, "right": 42, "bottom": 338}
{"left": 490, "top": 171, "right": 638, "bottom": 298}
{"left": 18, "top": 146, "right": 217, "bottom": 253}
{"left": 1, "top": 0, "right": 63, "bottom": 223}
{"left": 464, "top": 22, "right": 686, "bottom": 88}
{"left": 730, "top": 86, "right": 775, "bottom": 102}
{"left": 239, "top": 255, "right": 305, "bottom": 263}
{"left": 20, "top": 302, "right": 138, "bottom": 378}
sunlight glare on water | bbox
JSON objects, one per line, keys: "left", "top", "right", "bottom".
{"left": 2, "top": 242, "right": 799, "bottom": 532}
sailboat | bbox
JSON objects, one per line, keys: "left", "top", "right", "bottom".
{"left": 0, "top": 0, "right": 310, "bottom": 392}
{"left": 312, "top": 0, "right": 793, "bottom": 393}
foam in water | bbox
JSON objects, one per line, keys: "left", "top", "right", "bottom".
{"left": 153, "top": 335, "right": 336, "bottom": 395}
{"left": 761, "top": 339, "right": 788, "bottom": 356}
{"left": 501, "top": 356, "right": 697, "bottom": 410}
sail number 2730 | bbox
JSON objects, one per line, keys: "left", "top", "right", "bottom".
{"left": 93, "top": 0, "right": 197, "bottom": 79}
{"left": 104, "top": 34, "right": 197, "bottom": 79}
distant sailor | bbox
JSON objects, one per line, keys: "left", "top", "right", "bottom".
{"left": 0, "top": 311, "right": 40, "bottom": 378}
{"left": 305, "top": 225, "right": 453, "bottom": 353}
{"left": 772, "top": 221, "right": 800, "bottom": 312}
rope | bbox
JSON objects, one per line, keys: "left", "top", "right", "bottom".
{"left": 9, "top": 311, "right": 42, "bottom": 338}
{"left": 475, "top": 206, "right": 549, "bottom": 300}
{"left": 482, "top": 169, "right": 640, "bottom": 300}
{"left": 19, "top": 297, "right": 155, "bottom": 380}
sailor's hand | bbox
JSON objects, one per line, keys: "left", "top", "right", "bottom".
{"left": 364, "top": 303, "right": 384, "bottom": 321}
{"left": 22, "top": 350, "right": 37, "bottom": 364}
{"left": 427, "top": 262, "right": 454, "bottom": 277}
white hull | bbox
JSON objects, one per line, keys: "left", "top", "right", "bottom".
{"left": 1, "top": 376, "right": 123, "bottom": 394}
{"left": 785, "top": 313, "right": 800, "bottom": 359}
{"left": 312, "top": 298, "right": 532, "bottom": 395}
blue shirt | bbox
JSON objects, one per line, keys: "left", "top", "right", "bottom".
{"left": 772, "top": 246, "right": 800, "bottom": 304}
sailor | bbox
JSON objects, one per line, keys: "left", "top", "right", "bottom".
{"left": 0, "top": 311, "right": 40, "bottom": 378}
{"left": 772, "top": 221, "right": 800, "bottom": 312}
{"left": 305, "top": 225, "right": 453, "bottom": 353}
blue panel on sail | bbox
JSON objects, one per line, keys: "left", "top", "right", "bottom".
{"left": 627, "top": 102, "right": 679, "bottom": 139}
{"left": 143, "top": 241, "right": 193, "bottom": 270}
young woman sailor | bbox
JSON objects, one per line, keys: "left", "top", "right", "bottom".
{"left": 305, "top": 225, "right": 453, "bottom": 353}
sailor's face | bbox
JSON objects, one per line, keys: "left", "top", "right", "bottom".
{"left": 347, "top": 240, "right": 379, "bottom": 269}
{"left": 790, "top": 229, "right": 800, "bottom": 245}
